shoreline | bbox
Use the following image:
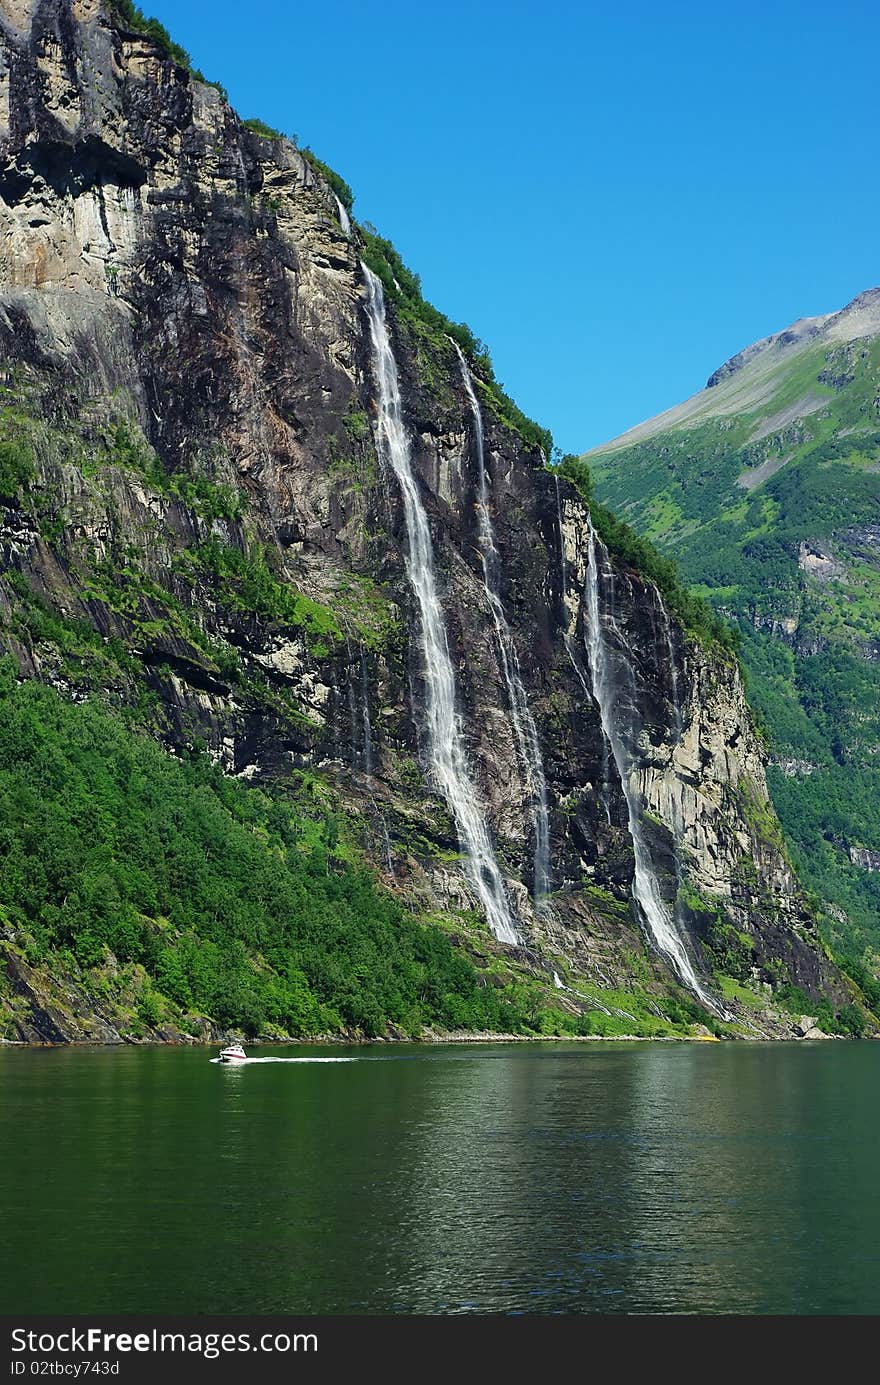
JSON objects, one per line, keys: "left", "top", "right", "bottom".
{"left": 3, "top": 1030, "right": 848, "bottom": 1049}
{"left": 0, "top": 1033, "right": 705, "bottom": 1048}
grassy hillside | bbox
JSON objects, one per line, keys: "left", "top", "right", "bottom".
{"left": 586, "top": 296, "right": 880, "bottom": 957}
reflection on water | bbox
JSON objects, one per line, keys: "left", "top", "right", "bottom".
{"left": 1, "top": 1042, "right": 878, "bottom": 1314}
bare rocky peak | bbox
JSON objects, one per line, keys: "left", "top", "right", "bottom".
{"left": 588, "top": 286, "right": 880, "bottom": 455}
{"left": 705, "top": 314, "right": 830, "bottom": 388}
{"left": 707, "top": 287, "right": 880, "bottom": 388}
{"left": 820, "top": 286, "right": 880, "bottom": 343}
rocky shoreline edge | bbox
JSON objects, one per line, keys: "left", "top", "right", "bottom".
{"left": 0, "top": 1027, "right": 848, "bottom": 1048}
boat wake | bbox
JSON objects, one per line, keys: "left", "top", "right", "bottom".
{"left": 210, "top": 1055, "right": 358, "bottom": 1065}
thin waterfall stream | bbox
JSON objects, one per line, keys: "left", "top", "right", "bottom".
{"left": 362, "top": 264, "right": 519, "bottom": 945}
{"left": 334, "top": 195, "right": 351, "bottom": 237}
{"left": 556, "top": 473, "right": 612, "bottom": 823}
{"left": 582, "top": 516, "right": 723, "bottom": 1014}
{"left": 359, "top": 649, "right": 373, "bottom": 776}
{"left": 453, "top": 342, "right": 550, "bottom": 901}
{"left": 660, "top": 602, "right": 684, "bottom": 743}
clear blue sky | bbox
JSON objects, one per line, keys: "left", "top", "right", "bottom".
{"left": 145, "top": 0, "right": 878, "bottom": 453}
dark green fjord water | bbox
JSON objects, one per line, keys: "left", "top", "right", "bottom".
{"left": 1, "top": 1042, "right": 879, "bottom": 1315}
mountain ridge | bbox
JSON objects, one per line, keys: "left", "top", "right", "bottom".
{"left": 0, "top": 0, "right": 863, "bottom": 1041}
{"left": 589, "top": 287, "right": 880, "bottom": 457}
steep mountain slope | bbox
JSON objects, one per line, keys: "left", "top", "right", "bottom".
{"left": 587, "top": 291, "right": 880, "bottom": 963}
{"left": 0, "top": 0, "right": 859, "bottom": 1041}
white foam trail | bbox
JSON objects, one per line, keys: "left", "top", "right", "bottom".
{"left": 550, "top": 969, "right": 618, "bottom": 1016}
{"left": 583, "top": 517, "right": 725, "bottom": 1017}
{"left": 452, "top": 341, "right": 550, "bottom": 900}
{"left": 211, "top": 1056, "right": 358, "bottom": 1065}
{"left": 334, "top": 195, "right": 351, "bottom": 237}
{"left": 361, "top": 264, "right": 519, "bottom": 945}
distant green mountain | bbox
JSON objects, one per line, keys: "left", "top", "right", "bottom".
{"left": 586, "top": 289, "right": 880, "bottom": 957}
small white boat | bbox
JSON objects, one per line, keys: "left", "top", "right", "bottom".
{"left": 217, "top": 1042, "right": 247, "bottom": 1063}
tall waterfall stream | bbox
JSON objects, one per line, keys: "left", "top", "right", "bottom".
{"left": 363, "top": 265, "right": 519, "bottom": 945}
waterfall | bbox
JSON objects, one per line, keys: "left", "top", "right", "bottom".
{"left": 360, "top": 649, "right": 373, "bottom": 776}
{"left": 343, "top": 640, "right": 374, "bottom": 774}
{"left": 351, "top": 642, "right": 394, "bottom": 875}
{"left": 555, "top": 474, "right": 581, "bottom": 687}
{"left": 334, "top": 195, "right": 351, "bottom": 237}
{"left": 362, "top": 264, "right": 520, "bottom": 945}
{"left": 452, "top": 341, "right": 551, "bottom": 901}
{"left": 660, "top": 602, "right": 684, "bottom": 743}
{"left": 659, "top": 599, "right": 695, "bottom": 957}
{"left": 553, "top": 472, "right": 569, "bottom": 610}
{"left": 557, "top": 473, "right": 611, "bottom": 822}
{"left": 582, "top": 517, "right": 721, "bottom": 1013}
{"left": 346, "top": 657, "right": 359, "bottom": 764}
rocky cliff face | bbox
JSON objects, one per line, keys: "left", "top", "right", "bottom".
{"left": 0, "top": 0, "right": 851, "bottom": 1038}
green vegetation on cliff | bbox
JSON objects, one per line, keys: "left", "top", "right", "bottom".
{"left": 175, "top": 539, "right": 344, "bottom": 655}
{"left": 242, "top": 117, "right": 284, "bottom": 140}
{"left": 301, "top": 150, "right": 354, "bottom": 214}
{"left": 108, "top": 1, "right": 226, "bottom": 95}
{"left": 0, "top": 438, "right": 34, "bottom": 500}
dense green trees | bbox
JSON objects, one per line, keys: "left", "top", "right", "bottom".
{"left": 0, "top": 664, "right": 535, "bottom": 1038}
